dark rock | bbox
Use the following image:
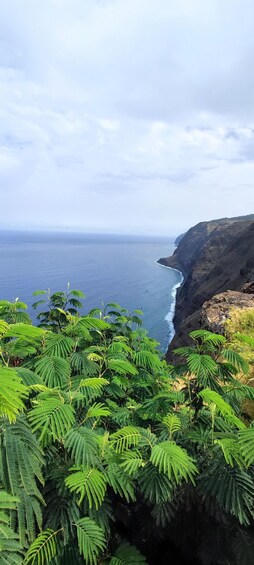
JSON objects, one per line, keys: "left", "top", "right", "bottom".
{"left": 241, "top": 282, "right": 254, "bottom": 294}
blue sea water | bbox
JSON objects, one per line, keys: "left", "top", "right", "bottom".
{"left": 0, "top": 231, "right": 182, "bottom": 352}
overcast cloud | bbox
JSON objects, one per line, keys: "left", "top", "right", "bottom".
{"left": 1, "top": 0, "right": 254, "bottom": 235}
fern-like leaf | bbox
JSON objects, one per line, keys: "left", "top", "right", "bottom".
{"left": 70, "top": 352, "right": 100, "bottom": 376}
{"left": 190, "top": 329, "right": 226, "bottom": 345}
{"left": 85, "top": 402, "right": 111, "bottom": 422}
{"left": 65, "top": 467, "right": 106, "bottom": 508}
{"left": 214, "top": 438, "right": 244, "bottom": 467}
{"left": 221, "top": 349, "right": 249, "bottom": 374}
{"left": 198, "top": 389, "right": 245, "bottom": 430}
{"left": 29, "top": 397, "right": 75, "bottom": 443}
{"left": 65, "top": 427, "right": 99, "bottom": 467}
{"left": 110, "top": 426, "right": 141, "bottom": 453}
{"left": 150, "top": 441, "right": 198, "bottom": 484}
{"left": 24, "top": 528, "right": 61, "bottom": 564}
{"left": 139, "top": 462, "right": 174, "bottom": 504}
{"left": 16, "top": 367, "right": 43, "bottom": 386}
{"left": 162, "top": 414, "right": 181, "bottom": 439}
{"left": 187, "top": 353, "right": 218, "bottom": 376}
{"left": 4, "top": 323, "right": 44, "bottom": 339}
{"left": 0, "top": 417, "right": 44, "bottom": 546}
{"left": 78, "top": 317, "right": 110, "bottom": 331}
{"left": 44, "top": 334, "right": 74, "bottom": 358}
{"left": 120, "top": 450, "right": 145, "bottom": 476}
{"left": 134, "top": 350, "right": 162, "bottom": 372}
{"left": 75, "top": 517, "right": 106, "bottom": 565}
{"left": 200, "top": 460, "right": 254, "bottom": 525}
{"left": 0, "top": 490, "right": 22, "bottom": 565}
{"left": 106, "top": 463, "right": 136, "bottom": 502}
{"left": 238, "top": 427, "right": 254, "bottom": 466}
{"left": 107, "top": 359, "right": 138, "bottom": 376}
{"left": 0, "top": 368, "right": 28, "bottom": 422}
{"left": 71, "top": 377, "right": 108, "bottom": 405}
{"left": 34, "top": 356, "right": 70, "bottom": 388}
{"left": 78, "top": 377, "right": 108, "bottom": 391}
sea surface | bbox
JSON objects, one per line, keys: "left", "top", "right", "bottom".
{"left": 0, "top": 231, "right": 183, "bottom": 352}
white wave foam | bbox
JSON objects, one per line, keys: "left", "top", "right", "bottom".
{"left": 156, "top": 262, "right": 184, "bottom": 344}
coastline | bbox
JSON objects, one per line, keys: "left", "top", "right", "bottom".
{"left": 156, "top": 261, "right": 184, "bottom": 345}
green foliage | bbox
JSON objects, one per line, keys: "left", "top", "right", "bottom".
{"left": 76, "top": 517, "right": 106, "bottom": 564}
{"left": 187, "top": 353, "right": 218, "bottom": 377}
{"left": 120, "top": 449, "right": 145, "bottom": 475}
{"left": 238, "top": 427, "right": 254, "bottom": 466}
{"left": 0, "top": 368, "right": 28, "bottom": 422}
{"left": 109, "top": 426, "right": 141, "bottom": 453}
{"left": 109, "top": 542, "right": 147, "bottom": 564}
{"left": 134, "top": 350, "right": 162, "bottom": 372}
{"left": 221, "top": 348, "right": 249, "bottom": 374}
{"left": 214, "top": 437, "right": 244, "bottom": 467}
{"left": 4, "top": 324, "right": 44, "bottom": 340}
{"left": 34, "top": 356, "right": 70, "bottom": 388}
{"left": 162, "top": 414, "right": 181, "bottom": 439}
{"left": 105, "top": 463, "right": 136, "bottom": 502}
{"left": 24, "top": 529, "right": 60, "bottom": 564}
{"left": 44, "top": 334, "right": 75, "bottom": 357}
{"left": 198, "top": 388, "right": 246, "bottom": 429}
{"left": 65, "top": 427, "right": 100, "bottom": 467}
{"left": 0, "top": 491, "right": 22, "bottom": 565}
{"left": 29, "top": 397, "right": 75, "bottom": 444}
{"left": 0, "top": 417, "right": 44, "bottom": 546}
{"left": 77, "top": 317, "right": 111, "bottom": 332}
{"left": 66, "top": 467, "right": 107, "bottom": 508}
{"left": 200, "top": 458, "right": 254, "bottom": 525}
{"left": 0, "top": 299, "right": 32, "bottom": 325}
{"left": 32, "top": 285, "right": 85, "bottom": 330}
{"left": 139, "top": 463, "right": 174, "bottom": 504}
{"left": 1, "top": 296, "right": 254, "bottom": 564}
{"left": 107, "top": 358, "right": 138, "bottom": 375}
{"left": 150, "top": 441, "right": 198, "bottom": 484}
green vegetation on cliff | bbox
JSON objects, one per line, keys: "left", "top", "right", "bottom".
{"left": 1, "top": 291, "right": 254, "bottom": 564}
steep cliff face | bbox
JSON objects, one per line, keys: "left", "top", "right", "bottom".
{"left": 159, "top": 216, "right": 254, "bottom": 358}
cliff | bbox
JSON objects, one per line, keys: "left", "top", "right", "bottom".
{"left": 158, "top": 215, "right": 254, "bottom": 358}
{"left": 174, "top": 232, "right": 186, "bottom": 246}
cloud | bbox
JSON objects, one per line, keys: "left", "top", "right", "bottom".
{"left": 0, "top": 0, "right": 254, "bottom": 234}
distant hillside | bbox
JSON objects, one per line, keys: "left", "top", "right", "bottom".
{"left": 173, "top": 215, "right": 254, "bottom": 247}
{"left": 174, "top": 232, "right": 185, "bottom": 246}
{"left": 209, "top": 213, "right": 254, "bottom": 223}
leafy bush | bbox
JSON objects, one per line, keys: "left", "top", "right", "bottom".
{"left": 0, "top": 293, "right": 254, "bottom": 564}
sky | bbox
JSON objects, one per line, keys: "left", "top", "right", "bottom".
{"left": 1, "top": 0, "right": 254, "bottom": 236}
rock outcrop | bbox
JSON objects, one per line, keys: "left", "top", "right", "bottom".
{"left": 201, "top": 288, "right": 254, "bottom": 335}
{"left": 158, "top": 215, "right": 254, "bottom": 359}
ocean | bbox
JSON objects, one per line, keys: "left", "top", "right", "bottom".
{"left": 0, "top": 231, "right": 182, "bottom": 352}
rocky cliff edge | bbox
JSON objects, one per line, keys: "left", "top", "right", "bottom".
{"left": 158, "top": 216, "right": 254, "bottom": 359}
